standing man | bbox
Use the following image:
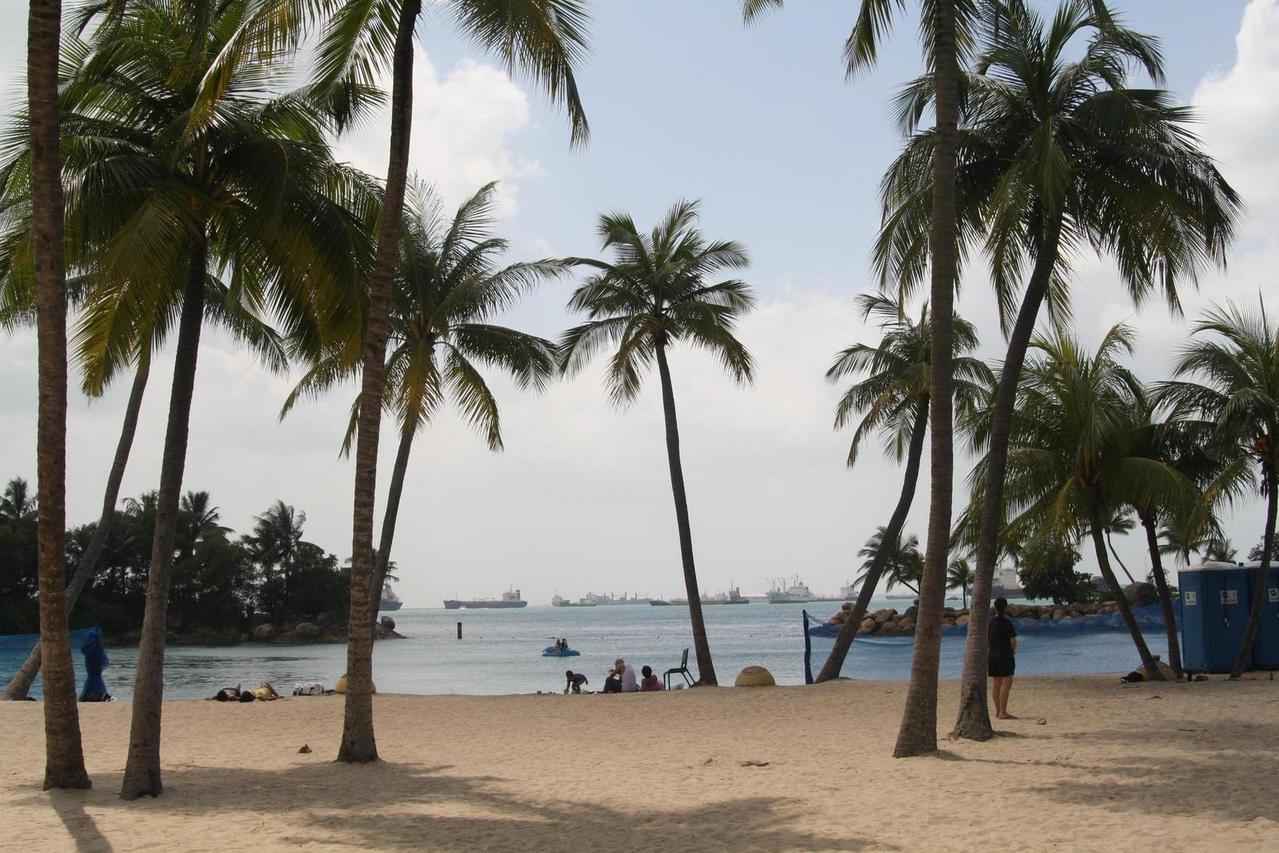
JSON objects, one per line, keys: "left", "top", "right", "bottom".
{"left": 988, "top": 597, "right": 1018, "bottom": 719}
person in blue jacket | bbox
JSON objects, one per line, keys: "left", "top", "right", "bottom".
{"left": 79, "top": 627, "right": 111, "bottom": 702}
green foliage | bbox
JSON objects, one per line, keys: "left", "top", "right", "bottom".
{"left": 1250, "top": 535, "right": 1277, "bottom": 564}
{"left": 857, "top": 526, "right": 923, "bottom": 595}
{"left": 0, "top": 484, "right": 348, "bottom": 635}
{"left": 1018, "top": 541, "right": 1093, "bottom": 604}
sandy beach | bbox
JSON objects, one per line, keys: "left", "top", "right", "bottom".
{"left": 2, "top": 675, "right": 1277, "bottom": 852}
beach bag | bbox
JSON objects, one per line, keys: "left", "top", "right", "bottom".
{"left": 293, "top": 682, "right": 325, "bottom": 696}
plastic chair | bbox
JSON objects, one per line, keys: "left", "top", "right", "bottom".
{"left": 664, "top": 648, "right": 694, "bottom": 689}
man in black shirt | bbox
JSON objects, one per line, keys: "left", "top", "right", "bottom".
{"left": 988, "top": 596, "right": 1018, "bottom": 719}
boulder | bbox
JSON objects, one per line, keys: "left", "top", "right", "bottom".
{"left": 1122, "top": 582, "right": 1159, "bottom": 607}
{"left": 379, "top": 615, "right": 396, "bottom": 631}
{"left": 903, "top": 606, "right": 919, "bottom": 620}
{"left": 859, "top": 617, "right": 877, "bottom": 634}
{"left": 734, "top": 665, "right": 776, "bottom": 687}
{"left": 293, "top": 622, "right": 321, "bottom": 640}
{"left": 955, "top": 613, "right": 970, "bottom": 626}
{"left": 252, "top": 623, "right": 276, "bottom": 641}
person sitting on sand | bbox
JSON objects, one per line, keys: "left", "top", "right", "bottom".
{"left": 614, "top": 658, "right": 638, "bottom": 693}
{"left": 565, "top": 670, "right": 589, "bottom": 694}
{"left": 988, "top": 597, "right": 1018, "bottom": 720}
{"left": 640, "top": 665, "right": 663, "bottom": 691}
{"left": 602, "top": 670, "right": 622, "bottom": 693}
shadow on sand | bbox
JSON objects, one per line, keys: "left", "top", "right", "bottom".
{"left": 27, "top": 760, "right": 882, "bottom": 852}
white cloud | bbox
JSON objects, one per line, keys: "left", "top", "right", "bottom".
{"left": 335, "top": 45, "right": 536, "bottom": 215}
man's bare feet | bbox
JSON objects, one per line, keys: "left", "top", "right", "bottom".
{"left": 996, "top": 713, "right": 1018, "bottom": 720}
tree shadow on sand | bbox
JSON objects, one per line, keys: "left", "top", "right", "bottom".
{"left": 32, "top": 760, "right": 883, "bottom": 852}
{"left": 947, "top": 720, "right": 1279, "bottom": 823}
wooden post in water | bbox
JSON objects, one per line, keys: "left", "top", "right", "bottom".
{"left": 456, "top": 622, "right": 462, "bottom": 640}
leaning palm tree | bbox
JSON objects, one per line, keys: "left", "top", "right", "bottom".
{"left": 1125, "top": 392, "right": 1251, "bottom": 680}
{"left": 25, "top": 0, "right": 89, "bottom": 790}
{"left": 1158, "top": 300, "right": 1279, "bottom": 679}
{"left": 560, "top": 201, "right": 755, "bottom": 686}
{"left": 744, "top": 0, "right": 979, "bottom": 757}
{"left": 35, "top": 1, "right": 380, "bottom": 799}
{"left": 877, "top": 0, "right": 1239, "bottom": 741}
{"left": 1003, "top": 325, "right": 1192, "bottom": 678}
{"left": 283, "top": 180, "right": 561, "bottom": 622}
{"left": 304, "top": 0, "right": 589, "bottom": 764}
{"left": 816, "top": 294, "right": 991, "bottom": 682}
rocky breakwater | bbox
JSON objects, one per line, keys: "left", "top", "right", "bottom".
{"left": 818, "top": 583, "right": 1167, "bottom": 638}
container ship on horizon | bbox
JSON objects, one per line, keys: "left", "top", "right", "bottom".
{"left": 443, "top": 589, "right": 527, "bottom": 609}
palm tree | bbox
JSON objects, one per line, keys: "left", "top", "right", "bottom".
{"left": 0, "top": 477, "right": 35, "bottom": 519}
{"left": 37, "top": 1, "right": 379, "bottom": 799}
{"left": 306, "top": 0, "right": 589, "bottom": 764}
{"left": 858, "top": 528, "right": 924, "bottom": 595}
{"left": 876, "top": 0, "right": 1239, "bottom": 742}
{"left": 947, "top": 557, "right": 973, "bottom": 609}
{"left": 744, "top": 0, "right": 979, "bottom": 759}
{"left": 1125, "top": 392, "right": 1251, "bottom": 680}
{"left": 283, "top": 180, "right": 561, "bottom": 621}
{"left": 1003, "top": 325, "right": 1191, "bottom": 678}
{"left": 816, "top": 294, "right": 991, "bottom": 682}
{"left": 560, "top": 201, "right": 755, "bottom": 686}
{"left": 1158, "top": 300, "right": 1279, "bottom": 679}
{"left": 245, "top": 500, "right": 307, "bottom": 592}
{"left": 26, "top": 0, "right": 90, "bottom": 789}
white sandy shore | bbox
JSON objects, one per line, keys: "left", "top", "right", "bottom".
{"left": 2, "top": 675, "right": 1277, "bottom": 852}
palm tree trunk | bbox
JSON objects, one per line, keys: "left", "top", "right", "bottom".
{"left": 1105, "top": 528, "right": 1136, "bottom": 584}
{"left": 1140, "top": 510, "right": 1182, "bottom": 679}
{"left": 654, "top": 341, "right": 716, "bottom": 685}
{"left": 370, "top": 423, "right": 414, "bottom": 620}
{"left": 3, "top": 358, "right": 150, "bottom": 700}
{"left": 894, "top": 0, "right": 959, "bottom": 759}
{"left": 1230, "top": 458, "right": 1276, "bottom": 679}
{"left": 28, "top": 0, "right": 90, "bottom": 790}
{"left": 816, "top": 399, "right": 928, "bottom": 682}
{"left": 120, "top": 239, "right": 207, "bottom": 800}
{"left": 1087, "top": 490, "right": 1160, "bottom": 678}
{"left": 952, "top": 214, "right": 1065, "bottom": 741}
{"left": 338, "top": 0, "right": 421, "bottom": 763}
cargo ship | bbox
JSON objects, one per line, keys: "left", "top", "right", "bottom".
{"left": 443, "top": 588, "right": 527, "bottom": 609}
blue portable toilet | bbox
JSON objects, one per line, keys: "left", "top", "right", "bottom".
{"left": 1245, "top": 562, "right": 1279, "bottom": 669}
{"left": 1179, "top": 562, "right": 1252, "bottom": 674}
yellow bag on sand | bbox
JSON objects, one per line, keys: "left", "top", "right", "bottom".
{"left": 335, "top": 674, "right": 376, "bottom": 694}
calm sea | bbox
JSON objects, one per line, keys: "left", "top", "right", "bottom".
{"left": 2, "top": 599, "right": 1168, "bottom": 700}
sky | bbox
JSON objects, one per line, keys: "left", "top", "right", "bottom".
{"left": 0, "top": 0, "right": 1275, "bottom": 608}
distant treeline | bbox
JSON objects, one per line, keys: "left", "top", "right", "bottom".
{"left": 0, "top": 477, "right": 347, "bottom": 637}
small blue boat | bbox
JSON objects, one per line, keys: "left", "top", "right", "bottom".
{"left": 542, "top": 646, "right": 580, "bottom": 657}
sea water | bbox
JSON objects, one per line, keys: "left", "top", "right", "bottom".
{"left": 1, "top": 600, "right": 1169, "bottom": 699}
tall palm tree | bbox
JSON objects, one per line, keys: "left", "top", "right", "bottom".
{"left": 283, "top": 180, "right": 561, "bottom": 621}
{"left": 26, "top": 0, "right": 90, "bottom": 789}
{"left": 245, "top": 500, "right": 307, "bottom": 593}
{"left": 560, "top": 201, "right": 755, "bottom": 686}
{"left": 877, "top": 0, "right": 1239, "bottom": 741}
{"left": 816, "top": 294, "right": 991, "bottom": 682}
{"left": 0, "top": 477, "right": 35, "bottom": 519}
{"left": 1003, "top": 325, "right": 1191, "bottom": 677}
{"left": 744, "top": 0, "right": 980, "bottom": 760}
{"left": 305, "top": 0, "right": 589, "bottom": 764}
{"left": 38, "top": 1, "right": 379, "bottom": 798}
{"left": 947, "top": 557, "right": 973, "bottom": 608}
{"left": 1158, "top": 300, "right": 1279, "bottom": 679}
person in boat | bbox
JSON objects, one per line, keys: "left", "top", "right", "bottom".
{"left": 78, "top": 627, "right": 111, "bottom": 702}
{"left": 989, "top": 597, "right": 1018, "bottom": 720}
{"left": 613, "top": 658, "right": 638, "bottom": 693}
{"left": 564, "top": 670, "right": 589, "bottom": 694}
{"left": 640, "top": 665, "right": 663, "bottom": 691}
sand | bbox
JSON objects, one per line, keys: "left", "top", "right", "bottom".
{"left": 2, "top": 675, "right": 1277, "bottom": 852}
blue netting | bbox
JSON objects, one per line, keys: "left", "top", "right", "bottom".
{"left": 0, "top": 628, "right": 103, "bottom": 699}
